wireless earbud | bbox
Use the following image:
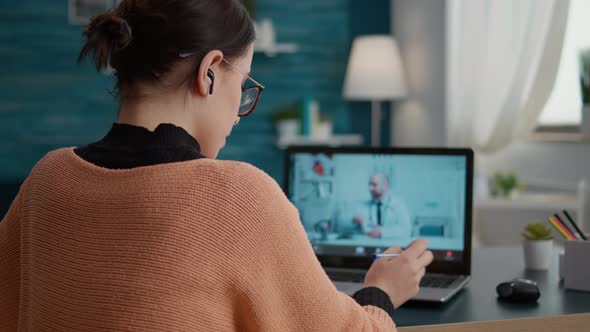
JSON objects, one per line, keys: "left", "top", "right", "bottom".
{"left": 207, "top": 69, "right": 215, "bottom": 95}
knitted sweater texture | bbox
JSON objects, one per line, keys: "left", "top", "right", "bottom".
{"left": 0, "top": 148, "right": 396, "bottom": 331}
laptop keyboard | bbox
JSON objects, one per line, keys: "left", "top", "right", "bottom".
{"left": 329, "top": 271, "right": 457, "bottom": 289}
{"left": 419, "top": 276, "right": 457, "bottom": 288}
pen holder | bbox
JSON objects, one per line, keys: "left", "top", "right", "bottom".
{"left": 558, "top": 252, "right": 565, "bottom": 280}
{"left": 561, "top": 241, "right": 590, "bottom": 292}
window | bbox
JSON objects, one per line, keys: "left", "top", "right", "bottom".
{"left": 536, "top": 0, "right": 590, "bottom": 131}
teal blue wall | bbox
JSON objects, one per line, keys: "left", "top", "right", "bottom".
{"left": 220, "top": 0, "right": 354, "bottom": 182}
{"left": 0, "top": 1, "right": 116, "bottom": 182}
{"left": 0, "top": 0, "right": 390, "bottom": 188}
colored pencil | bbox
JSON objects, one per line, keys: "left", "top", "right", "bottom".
{"left": 548, "top": 217, "right": 575, "bottom": 240}
{"left": 554, "top": 214, "right": 578, "bottom": 240}
{"left": 563, "top": 210, "right": 588, "bottom": 241}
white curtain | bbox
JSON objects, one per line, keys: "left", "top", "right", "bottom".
{"left": 446, "top": 0, "right": 570, "bottom": 152}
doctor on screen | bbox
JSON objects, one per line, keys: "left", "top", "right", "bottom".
{"left": 353, "top": 173, "right": 412, "bottom": 238}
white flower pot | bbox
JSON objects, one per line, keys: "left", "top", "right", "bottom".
{"left": 509, "top": 189, "right": 521, "bottom": 199}
{"left": 523, "top": 240, "right": 553, "bottom": 271}
{"left": 313, "top": 121, "right": 333, "bottom": 140}
{"left": 276, "top": 119, "right": 300, "bottom": 140}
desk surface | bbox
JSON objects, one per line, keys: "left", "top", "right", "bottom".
{"left": 398, "top": 313, "right": 590, "bottom": 332}
{"left": 393, "top": 246, "right": 590, "bottom": 327}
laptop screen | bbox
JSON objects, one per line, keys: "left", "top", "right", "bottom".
{"left": 287, "top": 150, "right": 471, "bottom": 266}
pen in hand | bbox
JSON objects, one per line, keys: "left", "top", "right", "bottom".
{"left": 371, "top": 253, "right": 401, "bottom": 259}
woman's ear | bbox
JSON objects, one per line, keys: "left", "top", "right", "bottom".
{"left": 194, "top": 50, "right": 223, "bottom": 96}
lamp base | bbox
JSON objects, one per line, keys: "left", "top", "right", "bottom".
{"left": 371, "top": 100, "right": 382, "bottom": 147}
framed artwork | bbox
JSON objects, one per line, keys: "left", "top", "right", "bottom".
{"left": 68, "top": 0, "right": 114, "bottom": 25}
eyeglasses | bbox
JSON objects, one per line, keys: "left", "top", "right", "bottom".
{"left": 178, "top": 52, "right": 264, "bottom": 117}
{"left": 222, "top": 59, "right": 265, "bottom": 117}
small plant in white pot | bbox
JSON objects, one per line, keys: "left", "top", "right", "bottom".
{"left": 522, "top": 222, "right": 553, "bottom": 271}
{"left": 313, "top": 115, "right": 333, "bottom": 140}
{"left": 491, "top": 172, "right": 525, "bottom": 198}
{"left": 272, "top": 105, "right": 300, "bottom": 141}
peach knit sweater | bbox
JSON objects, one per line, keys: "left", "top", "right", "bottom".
{"left": 0, "top": 148, "right": 396, "bottom": 331}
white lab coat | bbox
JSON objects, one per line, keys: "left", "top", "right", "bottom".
{"left": 354, "top": 194, "right": 412, "bottom": 238}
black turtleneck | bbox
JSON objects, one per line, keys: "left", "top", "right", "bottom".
{"left": 73, "top": 122, "right": 395, "bottom": 316}
{"left": 74, "top": 123, "right": 204, "bottom": 169}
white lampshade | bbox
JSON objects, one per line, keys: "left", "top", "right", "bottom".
{"left": 343, "top": 35, "right": 407, "bottom": 101}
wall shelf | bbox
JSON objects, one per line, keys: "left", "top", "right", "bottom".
{"left": 254, "top": 43, "right": 298, "bottom": 57}
{"left": 277, "top": 134, "right": 363, "bottom": 149}
{"left": 474, "top": 192, "right": 578, "bottom": 210}
{"left": 253, "top": 19, "right": 298, "bottom": 57}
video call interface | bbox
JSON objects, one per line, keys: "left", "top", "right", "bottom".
{"left": 288, "top": 152, "right": 467, "bottom": 262}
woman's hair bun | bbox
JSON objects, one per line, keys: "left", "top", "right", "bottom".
{"left": 78, "top": 13, "right": 133, "bottom": 70}
{"left": 90, "top": 14, "right": 133, "bottom": 50}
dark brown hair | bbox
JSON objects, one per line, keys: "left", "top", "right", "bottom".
{"left": 78, "top": 0, "right": 255, "bottom": 94}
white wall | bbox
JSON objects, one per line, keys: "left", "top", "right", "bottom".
{"left": 391, "top": 0, "right": 590, "bottom": 191}
{"left": 479, "top": 142, "right": 590, "bottom": 190}
{"left": 479, "top": 141, "right": 590, "bottom": 233}
{"left": 391, "top": 0, "right": 590, "bottom": 232}
{"left": 391, "top": 0, "right": 447, "bottom": 146}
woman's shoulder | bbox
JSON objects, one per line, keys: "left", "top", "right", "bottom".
{"left": 35, "top": 148, "right": 269, "bottom": 180}
{"left": 22, "top": 148, "right": 75, "bottom": 180}
{"left": 28, "top": 148, "right": 285, "bottom": 202}
{"left": 196, "top": 159, "right": 282, "bottom": 195}
{"left": 183, "top": 159, "right": 295, "bottom": 226}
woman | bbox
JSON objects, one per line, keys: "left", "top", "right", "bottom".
{"left": 0, "top": 0, "right": 433, "bottom": 330}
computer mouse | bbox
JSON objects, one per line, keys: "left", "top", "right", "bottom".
{"left": 496, "top": 278, "right": 540, "bottom": 303}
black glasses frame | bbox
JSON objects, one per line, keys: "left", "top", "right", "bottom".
{"left": 239, "top": 84, "right": 265, "bottom": 117}
{"left": 222, "top": 58, "right": 265, "bottom": 117}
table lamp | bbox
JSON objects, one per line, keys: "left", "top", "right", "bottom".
{"left": 343, "top": 35, "right": 407, "bottom": 146}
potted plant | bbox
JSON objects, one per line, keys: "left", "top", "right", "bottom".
{"left": 491, "top": 172, "right": 525, "bottom": 198}
{"left": 580, "top": 48, "right": 590, "bottom": 136}
{"left": 522, "top": 222, "right": 553, "bottom": 271}
{"left": 272, "top": 104, "right": 301, "bottom": 140}
{"left": 313, "top": 115, "right": 333, "bottom": 140}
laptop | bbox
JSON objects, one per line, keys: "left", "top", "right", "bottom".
{"left": 284, "top": 146, "right": 473, "bottom": 303}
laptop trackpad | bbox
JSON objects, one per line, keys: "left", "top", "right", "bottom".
{"left": 334, "top": 281, "right": 364, "bottom": 295}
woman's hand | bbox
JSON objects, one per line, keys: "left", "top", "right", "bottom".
{"left": 363, "top": 239, "right": 433, "bottom": 308}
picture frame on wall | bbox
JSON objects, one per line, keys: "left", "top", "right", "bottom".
{"left": 68, "top": 0, "right": 114, "bottom": 25}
